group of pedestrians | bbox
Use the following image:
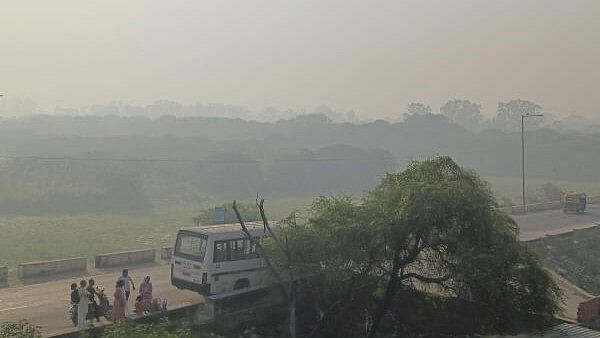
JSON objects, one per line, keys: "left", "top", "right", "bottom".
{"left": 70, "top": 268, "right": 153, "bottom": 330}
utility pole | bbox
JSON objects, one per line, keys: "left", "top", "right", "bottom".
{"left": 521, "top": 113, "right": 544, "bottom": 210}
{"left": 522, "top": 115, "right": 525, "bottom": 208}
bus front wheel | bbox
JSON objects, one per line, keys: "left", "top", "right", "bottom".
{"left": 234, "top": 278, "right": 250, "bottom": 290}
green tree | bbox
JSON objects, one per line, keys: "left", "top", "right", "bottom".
{"left": 263, "top": 157, "right": 561, "bottom": 337}
{"left": 440, "top": 99, "right": 485, "bottom": 131}
{"left": 405, "top": 102, "right": 431, "bottom": 116}
{"left": 494, "top": 99, "right": 543, "bottom": 131}
{"left": 99, "top": 319, "right": 193, "bottom": 338}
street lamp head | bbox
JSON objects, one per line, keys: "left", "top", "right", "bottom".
{"left": 523, "top": 113, "right": 544, "bottom": 117}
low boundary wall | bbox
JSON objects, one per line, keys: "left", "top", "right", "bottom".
{"left": 17, "top": 257, "right": 87, "bottom": 279}
{"left": 577, "top": 297, "right": 600, "bottom": 323}
{"left": 498, "top": 195, "right": 599, "bottom": 215}
{"left": 95, "top": 249, "right": 156, "bottom": 269}
{"left": 510, "top": 201, "right": 563, "bottom": 215}
{"left": 49, "top": 285, "right": 285, "bottom": 337}
{"left": 161, "top": 247, "right": 173, "bottom": 261}
{"left": 49, "top": 304, "right": 201, "bottom": 338}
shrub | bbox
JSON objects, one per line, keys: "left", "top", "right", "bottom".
{"left": 99, "top": 319, "right": 192, "bottom": 338}
{"left": 0, "top": 320, "right": 42, "bottom": 338}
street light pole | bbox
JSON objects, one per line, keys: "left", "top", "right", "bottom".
{"left": 522, "top": 115, "right": 526, "bottom": 208}
{"left": 521, "top": 113, "right": 544, "bottom": 210}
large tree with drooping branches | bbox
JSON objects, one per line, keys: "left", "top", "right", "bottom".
{"left": 261, "top": 156, "right": 561, "bottom": 337}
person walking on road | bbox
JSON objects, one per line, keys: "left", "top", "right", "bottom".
{"left": 111, "top": 280, "right": 127, "bottom": 322}
{"left": 77, "top": 280, "right": 89, "bottom": 329}
{"left": 70, "top": 283, "right": 79, "bottom": 306}
{"left": 139, "top": 276, "right": 153, "bottom": 310}
{"left": 86, "top": 278, "right": 101, "bottom": 322}
{"left": 117, "top": 269, "right": 135, "bottom": 301}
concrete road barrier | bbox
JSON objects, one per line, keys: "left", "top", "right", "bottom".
{"left": 526, "top": 204, "right": 542, "bottom": 212}
{"left": 95, "top": 249, "right": 156, "bottom": 269}
{"left": 496, "top": 206, "right": 512, "bottom": 214}
{"left": 0, "top": 266, "right": 7, "bottom": 284}
{"left": 497, "top": 196, "right": 598, "bottom": 215}
{"left": 161, "top": 247, "right": 173, "bottom": 261}
{"left": 18, "top": 258, "right": 87, "bottom": 279}
{"left": 511, "top": 205, "right": 527, "bottom": 215}
{"left": 526, "top": 202, "right": 555, "bottom": 212}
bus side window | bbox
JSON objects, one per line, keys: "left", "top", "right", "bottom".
{"left": 214, "top": 241, "right": 228, "bottom": 262}
{"left": 247, "top": 239, "right": 259, "bottom": 259}
{"left": 231, "top": 239, "right": 246, "bottom": 260}
{"left": 214, "top": 238, "right": 260, "bottom": 262}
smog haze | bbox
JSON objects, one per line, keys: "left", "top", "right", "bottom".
{"left": 2, "top": 0, "right": 599, "bottom": 118}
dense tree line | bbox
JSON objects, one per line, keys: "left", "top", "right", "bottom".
{"left": 1, "top": 109, "right": 599, "bottom": 216}
{"left": 0, "top": 144, "right": 396, "bottom": 216}
{"left": 1, "top": 97, "right": 599, "bottom": 135}
{"left": 1, "top": 113, "right": 600, "bottom": 181}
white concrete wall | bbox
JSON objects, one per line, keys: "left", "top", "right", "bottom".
{"left": 95, "top": 249, "right": 155, "bottom": 268}
{"left": 17, "top": 258, "right": 87, "bottom": 279}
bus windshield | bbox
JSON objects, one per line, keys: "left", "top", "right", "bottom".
{"left": 175, "top": 232, "right": 208, "bottom": 261}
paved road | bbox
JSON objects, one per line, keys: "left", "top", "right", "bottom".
{"left": 515, "top": 203, "right": 600, "bottom": 240}
{"left": 2, "top": 206, "right": 600, "bottom": 336}
{"left": 514, "top": 205, "right": 600, "bottom": 319}
{"left": 0, "top": 264, "right": 201, "bottom": 337}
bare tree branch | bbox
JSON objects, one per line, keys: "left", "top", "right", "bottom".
{"left": 256, "top": 197, "right": 288, "bottom": 256}
{"left": 400, "top": 272, "right": 451, "bottom": 284}
{"left": 250, "top": 198, "right": 297, "bottom": 338}
{"left": 367, "top": 251, "right": 403, "bottom": 338}
{"left": 232, "top": 200, "right": 288, "bottom": 299}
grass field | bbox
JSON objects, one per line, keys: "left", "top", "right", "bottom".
{"left": 0, "top": 197, "right": 314, "bottom": 267}
{"left": 1, "top": 176, "right": 599, "bottom": 268}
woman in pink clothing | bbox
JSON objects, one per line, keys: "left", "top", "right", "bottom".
{"left": 111, "top": 279, "right": 127, "bottom": 321}
{"left": 139, "top": 276, "right": 153, "bottom": 310}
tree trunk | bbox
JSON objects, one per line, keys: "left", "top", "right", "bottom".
{"left": 289, "top": 281, "right": 297, "bottom": 338}
{"left": 367, "top": 253, "right": 402, "bottom": 338}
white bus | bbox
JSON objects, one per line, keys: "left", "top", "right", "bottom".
{"left": 170, "top": 222, "right": 275, "bottom": 295}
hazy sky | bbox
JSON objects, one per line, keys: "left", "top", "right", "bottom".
{"left": 2, "top": 0, "right": 599, "bottom": 119}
